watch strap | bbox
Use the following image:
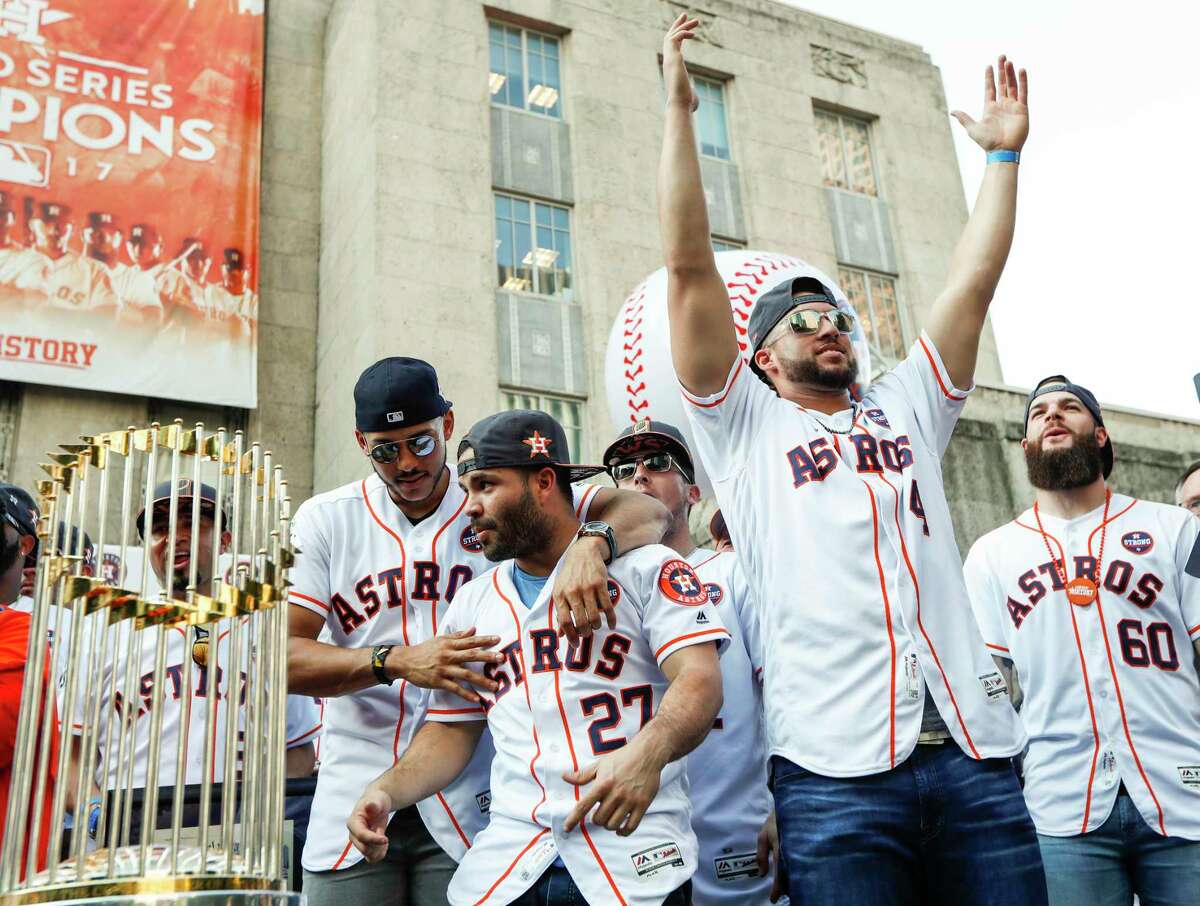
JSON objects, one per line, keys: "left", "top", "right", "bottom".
{"left": 371, "top": 644, "right": 395, "bottom": 686}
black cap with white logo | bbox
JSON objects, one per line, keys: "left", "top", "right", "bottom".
{"left": 457, "top": 410, "right": 605, "bottom": 484}
{"left": 354, "top": 357, "right": 452, "bottom": 432}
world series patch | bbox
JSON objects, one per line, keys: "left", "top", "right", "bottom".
{"left": 658, "top": 559, "right": 707, "bottom": 605}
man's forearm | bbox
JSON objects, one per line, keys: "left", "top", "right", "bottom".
{"left": 658, "top": 99, "right": 716, "bottom": 276}
{"left": 288, "top": 637, "right": 380, "bottom": 698}
{"left": 636, "top": 657, "right": 723, "bottom": 766}
{"left": 945, "top": 163, "right": 1018, "bottom": 308}
{"left": 589, "top": 488, "right": 670, "bottom": 556}
{"left": 367, "top": 721, "right": 485, "bottom": 810}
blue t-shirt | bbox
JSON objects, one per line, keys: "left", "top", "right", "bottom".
{"left": 512, "top": 563, "right": 550, "bottom": 609}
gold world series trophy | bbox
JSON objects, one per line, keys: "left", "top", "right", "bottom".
{"left": 0, "top": 421, "right": 299, "bottom": 905}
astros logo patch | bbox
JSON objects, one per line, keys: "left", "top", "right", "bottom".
{"left": 461, "top": 524, "right": 484, "bottom": 553}
{"left": 659, "top": 559, "right": 707, "bottom": 605}
{"left": 866, "top": 408, "right": 890, "bottom": 428}
{"left": 703, "top": 582, "right": 724, "bottom": 606}
{"left": 1121, "top": 531, "right": 1153, "bottom": 555}
{"left": 606, "top": 578, "right": 622, "bottom": 606}
{"left": 523, "top": 430, "right": 552, "bottom": 458}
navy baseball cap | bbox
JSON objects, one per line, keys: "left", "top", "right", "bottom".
{"left": 602, "top": 419, "right": 695, "bottom": 484}
{"left": 457, "top": 410, "right": 605, "bottom": 484}
{"left": 0, "top": 483, "right": 38, "bottom": 536}
{"left": 136, "top": 479, "right": 229, "bottom": 538}
{"left": 354, "top": 357, "right": 452, "bottom": 433}
{"left": 1024, "top": 375, "right": 1114, "bottom": 478}
{"left": 746, "top": 277, "right": 841, "bottom": 377}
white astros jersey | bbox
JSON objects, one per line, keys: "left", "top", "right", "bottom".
{"left": 685, "top": 548, "right": 773, "bottom": 906}
{"left": 964, "top": 495, "right": 1200, "bottom": 839}
{"left": 427, "top": 543, "right": 731, "bottom": 906}
{"left": 288, "top": 469, "right": 600, "bottom": 872}
{"left": 44, "top": 253, "right": 120, "bottom": 312}
{"left": 0, "top": 246, "right": 47, "bottom": 290}
{"left": 46, "top": 613, "right": 321, "bottom": 789}
{"left": 111, "top": 262, "right": 166, "bottom": 317}
{"left": 681, "top": 331, "right": 1026, "bottom": 777}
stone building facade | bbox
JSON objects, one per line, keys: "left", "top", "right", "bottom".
{"left": 0, "top": 0, "right": 1195, "bottom": 553}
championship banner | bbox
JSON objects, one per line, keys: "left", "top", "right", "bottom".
{"left": 0, "top": 0, "right": 264, "bottom": 406}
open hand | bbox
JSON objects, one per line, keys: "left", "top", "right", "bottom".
{"left": 388, "top": 627, "right": 503, "bottom": 703}
{"left": 562, "top": 739, "right": 665, "bottom": 836}
{"left": 347, "top": 788, "right": 393, "bottom": 862}
{"left": 662, "top": 12, "right": 700, "bottom": 112}
{"left": 952, "top": 56, "right": 1028, "bottom": 152}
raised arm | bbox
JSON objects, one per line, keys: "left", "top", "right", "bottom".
{"left": 658, "top": 13, "right": 740, "bottom": 396}
{"left": 925, "top": 56, "right": 1029, "bottom": 388}
{"left": 347, "top": 720, "right": 486, "bottom": 862}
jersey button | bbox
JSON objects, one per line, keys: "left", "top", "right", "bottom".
{"left": 548, "top": 743, "right": 560, "bottom": 753}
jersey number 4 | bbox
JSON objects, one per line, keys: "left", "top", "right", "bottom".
{"left": 580, "top": 685, "right": 654, "bottom": 755}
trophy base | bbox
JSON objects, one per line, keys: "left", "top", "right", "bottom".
{"left": 2, "top": 844, "right": 286, "bottom": 905}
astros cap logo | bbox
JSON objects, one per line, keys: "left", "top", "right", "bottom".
{"left": 523, "top": 430, "right": 552, "bottom": 458}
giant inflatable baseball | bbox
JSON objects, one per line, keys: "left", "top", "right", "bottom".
{"left": 604, "top": 250, "right": 872, "bottom": 494}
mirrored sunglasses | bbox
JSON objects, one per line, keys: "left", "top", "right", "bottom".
{"left": 369, "top": 433, "right": 438, "bottom": 463}
{"left": 610, "top": 453, "right": 686, "bottom": 483}
{"left": 787, "top": 308, "right": 856, "bottom": 335}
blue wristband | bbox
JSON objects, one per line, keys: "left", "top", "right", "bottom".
{"left": 987, "top": 150, "right": 1020, "bottom": 164}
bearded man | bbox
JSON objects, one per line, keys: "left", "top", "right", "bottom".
{"left": 964, "top": 375, "right": 1200, "bottom": 906}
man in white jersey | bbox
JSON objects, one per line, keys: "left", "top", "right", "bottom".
{"left": 965, "top": 376, "right": 1200, "bottom": 905}
{"left": 603, "top": 418, "right": 776, "bottom": 905}
{"left": 111, "top": 224, "right": 167, "bottom": 323}
{"left": 347, "top": 409, "right": 729, "bottom": 906}
{"left": 289, "top": 358, "right": 669, "bottom": 905}
{"left": 658, "top": 15, "right": 1043, "bottom": 904}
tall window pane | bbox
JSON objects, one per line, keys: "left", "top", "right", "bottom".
{"left": 838, "top": 266, "right": 904, "bottom": 362}
{"left": 488, "top": 22, "right": 561, "bottom": 119}
{"left": 695, "top": 77, "right": 731, "bottom": 160}
{"left": 815, "top": 110, "right": 877, "bottom": 197}
{"left": 494, "top": 193, "right": 573, "bottom": 299}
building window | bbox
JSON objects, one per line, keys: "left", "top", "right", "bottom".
{"left": 489, "top": 22, "right": 562, "bottom": 118}
{"left": 711, "top": 237, "right": 744, "bottom": 252}
{"left": 494, "top": 193, "right": 573, "bottom": 299}
{"left": 838, "top": 267, "right": 904, "bottom": 362}
{"left": 500, "top": 390, "right": 585, "bottom": 461}
{"left": 815, "top": 109, "right": 878, "bottom": 197}
{"left": 695, "top": 76, "right": 731, "bottom": 160}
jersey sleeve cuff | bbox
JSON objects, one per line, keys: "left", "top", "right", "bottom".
{"left": 289, "top": 591, "right": 331, "bottom": 615}
{"left": 679, "top": 357, "right": 744, "bottom": 409}
{"left": 916, "top": 331, "right": 974, "bottom": 402}
{"left": 286, "top": 722, "right": 323, "bottom": 748}
{"left": 574, "top": 483, "right": 601, "bottom": 520}
{"left": 985, "top": 642, "right": 1012, "bottom": 655}
{"left": 426, "top": 705, "right": 488, "bottom": 723}
{"left": 654, "top": 627, "right": 731, "bottom": 666}
{"left": 1187, "top": 622, "right": 1200, "bottom": 641}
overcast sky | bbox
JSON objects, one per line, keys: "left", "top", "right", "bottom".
{"left": 781, "top": 0, "right": 1198, "bottom": 422}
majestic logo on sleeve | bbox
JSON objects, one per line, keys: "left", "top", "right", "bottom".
{"left": 523, "top": 431, "right": 552, "bottom": 458}
{"left": 460, "top": 524, "right": 484, "bottom": 553}
{"left": 1121, "top": 531, "right": 1153, "bottom": 555}
{"left": 659, "top": 560, "right": 707, "bottom": 605}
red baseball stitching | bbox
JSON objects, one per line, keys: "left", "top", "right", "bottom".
{"left": 620, "top": 283, "right": 649, "bottom": 423}
{"left": 727, "top": 254, "right": 802, "bottom": 351}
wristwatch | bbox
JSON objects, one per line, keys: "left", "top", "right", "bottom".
{"left": 371, "top": 644, "right": 395, "bottom": 686}
{"left": 576, "top": 521, "right": 617, "bottom": 565}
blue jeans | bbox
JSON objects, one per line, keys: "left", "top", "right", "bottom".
{"left": 1037, "top": 789, "right": 1200, "bottom": 906}
{"left": 771, "top": 744, "right": 1047, "bottom": 905}
{"left": 508, "top": 865, "right": 692, "bottom": 905}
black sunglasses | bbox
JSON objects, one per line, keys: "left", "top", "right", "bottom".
{"left": 369, "top": 433, "right": 439, "bottom": 464}
{"left": 609, "top": 452, "right": 692, "bottom": 483}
